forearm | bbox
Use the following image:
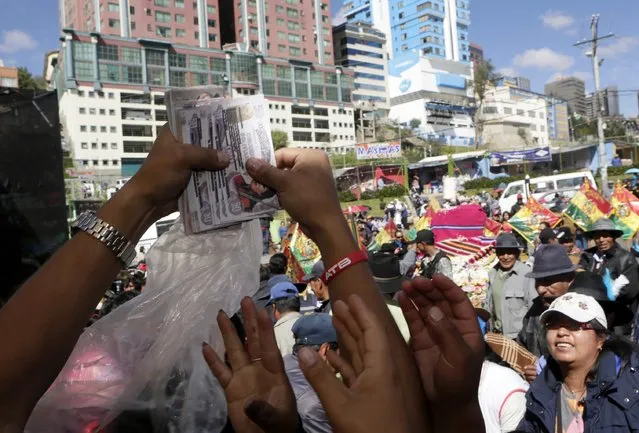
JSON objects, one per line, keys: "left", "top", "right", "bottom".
{"left": 433, "top": 399, "right": 485, "bottom": 433}
{"left": 313, "top": 216, "right": 429, "bottom": 432}
{"left": 0, "top": 184, "right": 153, "bottom": 426}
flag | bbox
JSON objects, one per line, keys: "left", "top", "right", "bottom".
{"left": 563, "top": 179, "right": 612, "bottom": 230}
{"left": 416, "top": 201, "right": 441, "bottom": 231}
{"left": 508, "top": 196, "right": 561, "bottom": 244}
{"left": 484, "top": 218, "right": 502, "bottom": 237}
{"left": 287, "top": 224, "right": 321, "bottom": 281}
{"left": 609, "top": 183, "right": 639, "bottom": 240}
{"left": 404, "top": 228, "right": 417, "bottom": 242}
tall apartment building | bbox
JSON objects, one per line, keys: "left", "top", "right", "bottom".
{"left": 59, "top": 0, "right": 333, "bottom": 64}
{"left": 585, "top": 86, "right": 620, "bottom": 120}
{"left": 497, "top": 75, "right": 531, "bottom": 92}
{"left": 341, "top": 0, "right": 471, "bottom": 66}
{"left": 544, "top": 76, "right": 586, "bottom": 117}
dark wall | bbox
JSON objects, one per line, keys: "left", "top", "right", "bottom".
{"left": 0, "top": 89, "right": 68, "bottom": 303}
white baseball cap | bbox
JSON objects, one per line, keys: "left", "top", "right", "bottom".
{"left": 540, "top": 293, "right": 608, "bottom": 329}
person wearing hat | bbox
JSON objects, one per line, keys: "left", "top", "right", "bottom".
{"left": 538, "top": 227, "right": 557, "bottom": 245}
{"left": 556, "top": 226, "right": 582, "bottom": 264}
{"left": 268, "top": 281, "right": 302, "bottom": 357}
{"left": 369, "top": 252, "right": 410, "bottom": 342}
{"left": 578, "top": 218, "right": 639, "bottom": 318}
{"left": 517, "top": 293, "right": 639, "bottom": 433}
{"left": 510, "top": 194, "right": 524, "bottom": 215}
{"left": 406, "top": 229, "right": 453, "bottom": 279}
{"left": 486, "top": 233, "right": 536, "bottom": 339}
{"left": 283, "top": 313, "right": 338, "bottom": 433}
{"left": 302, "top": 261, "right": 331, "bottom": 314}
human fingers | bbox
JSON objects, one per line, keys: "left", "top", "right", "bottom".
{"left": 241, "top": 297, "right": 262, "bottom": 363}
{"left": 332, "top": 300, "right": 365, "bottom": 360}
{"left": 273, "top": 147, "right": 305, "bottom": 169}
{"left": 421, "top": 304, "right": 480, "bottom": 368}
{"left": 397, "top": 291, "right": 431, "bottom": 345}
{"left": 298, "top": 347, "right": 348, "bottom": 415}
{"left": 523, "top": 365, "right": 537, "bottom": 383}
{"left": 246, "top": 158, "right": 290, "bottom": 192}
{"left": 332, "top": 315, "right": 363, "bottom": 374}
{"left": 347, "top": 294, "right": 390, "bottom": 358}
{"left": 257, "top": 308, "right": 286, "bottom": 374}
{"left": 202, "top": 342, "right": 233, "bottom": 388}
{"left": 217, "top": 310, "right": 249, "bottom": 371}
{"left": 157, "top": 125, "right": 230, "bottom": 171}
{"left": 430, "top": 275, "right": 477, "bottom": 321}
{"left": 326, "top": 349, "right": 357, "bottom": 388}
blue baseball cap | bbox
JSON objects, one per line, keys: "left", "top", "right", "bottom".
{"left": 292, "top": 313, "right": 337, "bottom": 345}
{"left": 267, "top": 282, "right": 298, "bottom": 305}
{"left": 302, "top": 261, "right": 325, "bottom": 282}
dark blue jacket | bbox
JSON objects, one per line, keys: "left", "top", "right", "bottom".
{"left": 517, "top": 350, "right": 639, "bottom": 433}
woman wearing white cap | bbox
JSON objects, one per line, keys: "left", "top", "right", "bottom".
{"left": 517, "top": 293, "right": 639, "bottom": 433}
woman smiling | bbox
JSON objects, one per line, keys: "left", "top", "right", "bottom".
{"left": 518, "top": 293, "right": 639, "bottom": 433}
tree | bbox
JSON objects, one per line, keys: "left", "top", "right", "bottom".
{"left": 470, "top": 59, "right": 497, "bottom": 149}
{"left": 409, "top": 118, "right": 422, "bottom": 130}
{"left": 271, "top": 130, "right": 289, "bottom": 150}
{"left": 18, "top": 67, "right": 47, "bottom": 90}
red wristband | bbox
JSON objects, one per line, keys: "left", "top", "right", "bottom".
{"left": 321, "top": 250, "right": 369, "bottom": 284}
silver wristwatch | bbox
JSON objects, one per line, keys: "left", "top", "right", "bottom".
{"left": 71, "top": 211, "right": 137, "bottom": 267}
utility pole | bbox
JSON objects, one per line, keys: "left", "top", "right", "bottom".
{"left": 574, "top": 14, "right": 614, "bottom": 196}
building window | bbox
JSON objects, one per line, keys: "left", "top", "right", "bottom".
{"left": 288, "top": 33, "right": 300, "bottom": 43}
{"left": 130, "top": 6, "right": 135, "bottom": 14}
{"left": 208, "top": 33, "right": 216, "bottom": 42}
{"left": 79, "top": 107, "right": 86, "bottom": 114}
{"left": 528, "top": 111, "right": 536, "bottom": 118}
{"left": 80, "top": 125, "right": 87, "bottom": 132}
{"left": 100, "top": 126, "right": 107, "bottom": 132}
{"left": 175, "top": 13, "right": 185, "bottom": 23}
{"left": 92, "top": 160, "right": 99, "bottom": 166}
{"left": 122, "top": 65, "right": 143, "bottom": 83}
{"left": 154, "top": 0, "right": 170, "bottom": 6}
{"left": 82, "top": 160, "right": 89, "bottom": 166}
{"left": 398, "top": 12, "right": 404, "bottom": 19}
{"left": 91, "top": 142, "right": 97, "bottom": 149}
{"left": 101, "top": 160, "right": 108, "bottom": 166}
{"left": 170, "top": 70, "right": 186, "bottom": 86}
{"left": 517, "top": 109, "right": 525, "bottom": 116}
{"left": 286, "top": 7, "right": 298, "bottom": 18}
{"left": 110, "top": 143, "right": 117, "bottom": 150}
{"left": 207, "top": 5, "right": 216, "bottom": 14}
{"left": 190, "top": 54, "right": 208, "bottom": 70}
{"left": 101, "top": 142, "right": 108, "bottom": 149}
{"left": 293, "top": 131, "right": 313, "bottom": 142}
{"left": 287, "top": 20, "right": 300, "bottom": 31}
{"left": 278, "top": 31, "right": 286, "bottom": 40}
{"left": 208, "top": 19, "right": 216, "bottom": 27}
{"left": 156, "top": 26, "right": 171, "bottom": 37}
{"left": 277, "top": 18, "right": 285, "bottom": 25}
{"left": 146, "top": 49, "right": 165, "bottom": 66}
{"left": 146, "top": 9, "right": 152, "bottom": 16}
{"left": 289, "top": 46, "right": 301, "bottom": 56}
{"left": 108, "top": 18, "right": 120, "bottom": 28}
{"left": 99, "top": 109, "right": 105, "bottom": 115}
{"left": 110, "top": 126, "right": 117, "bottom": 133}
{"left": 503, "top": 107, "right": 512, "bottom": 114}
{"left": 175, "top": 0, "right": 184, "bottom": 6}
{"left": 112, "top": 159, "right": 119, "bottom": 165}
{"left": 81, "top": 142, "right": 88, "bottom": 149}
{"left": 107, "top": 2, "right": 119, "bottom": 12}
{"left": 99, "top": 63, "right": 120, "bottom": 81}
{"left": 148, "top": 68, "right": 166, "bottom": 86}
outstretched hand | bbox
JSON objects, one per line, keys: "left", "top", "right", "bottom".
{"left": 397, "top": 275, "right": 484, "bottom": 431}
{"left": 298, "top": 295, "right": 410, "bottom": 433}
{"left": 203, "top": 297, "right": 298, "bottom": 433}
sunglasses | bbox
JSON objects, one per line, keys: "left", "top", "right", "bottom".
{"left": 544, "top": 319, "right": 594, "bottom": 332}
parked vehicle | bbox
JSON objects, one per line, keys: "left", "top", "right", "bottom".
{"left": 136, "top": 212, "right": 179, "bottom": 252}
{"left": 498, "top": 171, "right": 596, "bottom": 213}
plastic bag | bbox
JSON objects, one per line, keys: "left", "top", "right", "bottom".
{"left": 26, "top": 218, "right": 262, "bottom": 433}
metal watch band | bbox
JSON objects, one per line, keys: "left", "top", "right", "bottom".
{"left": 71, "top": 211, "right": 137, "bottom": 267}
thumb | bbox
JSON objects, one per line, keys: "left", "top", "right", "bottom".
{"left": 180, "top": 145, "right": 230, "bottom": 171}
{"left": 298, "top": 347, "right": 347, "bottom": 414}
{"left": 246, "top": 158, "right": 288, "bottom": 191}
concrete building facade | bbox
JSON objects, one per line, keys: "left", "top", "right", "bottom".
{"left": 544, "top": 76, "right": 586, "bottom": 116}
{"left": 480, "top": 86, "right": 549, "bottom": 151}
{"left": 0, "top": 63, "right": 18, "bottom": 88}
{"left": 55, "top": 30, "right": 355, "bottom": 174}
{"left": 388, "top": 57, "right": 475, "bottom": 146}
{"left": 497, "top": 75, "right": 531, "bottom": 91}
{"left": 469, "top": 42, "right": 483, "bottom": 68}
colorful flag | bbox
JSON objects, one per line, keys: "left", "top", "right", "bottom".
{"left": 416, "top": 202, "right": 441, "bottom": 231}
{"left": 610, "top": 183, "right": 639, "bottom": 240}
{"left": 287, "top": 223, "right": 321, "bottom": 281}
{"left": 508, "top": 196, "right": 561, "bottom": 244}
{"left": 484, "top": 218, "right": 502, "bottom": 237}
{"left": 563, "top": 179, "right": 612, "bottom": 230}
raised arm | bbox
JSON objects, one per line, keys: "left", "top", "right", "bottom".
{"left": 248, "top": 149, "right": 430, "bottom": 433}
{"left": 0, "top": 127, "right": 229, "bottom": 430}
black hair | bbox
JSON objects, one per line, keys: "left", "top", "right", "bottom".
{"left": 587, "top": 331, "right": 639, "bottom": 380}
{"left": 292, "top": 341, "right": 338, "bottom": 355}
{"left": 269, "top": 253, "right": 288, "bottom": 275}
{"left": 259, "top": 264, "right": 270, "bottom": 282}
{"left": 484, "top": 342, "right": 515, "bottom": 371}
{"left": 273, "top": 297, "right": 301, "bottom": 314}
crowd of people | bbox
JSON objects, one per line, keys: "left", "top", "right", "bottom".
{"left": 3, "top": 126, "right": 639, "bottom": 433}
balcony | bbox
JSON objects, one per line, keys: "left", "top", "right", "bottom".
{"left": 122, "top": 125, "right": 154, "bottom": 137}
{"left": 120, "top": 92, "right": 151, "bottom": 105}
{"left": 122, "top": 109, "right": 152, "bottom": 121}
{"left": 123, "top": 141, "right": 153, "bottom": 153}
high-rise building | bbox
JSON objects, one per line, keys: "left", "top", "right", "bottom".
{"left": 342, "top": 0, "right": 471, "bottom": 65}
{"left": 55, "top": 0, "right": 355, "bottom": 175}
{"left": 544, "top": 76, "right": 586, "bottom": 116}
{"left": 585, "top": 93, "right": 595, "bottom": 119}
{"left": 469, "top": 42, "right": 483, "bottom": 68}
{"left": 497, "top": 75, "right": 531, "bottom": 92}
{"left": 585, "top": 86, "right": 620, "bottom": 119}
{"left": 59, "top": 0, "right": 333, "bottom": 65}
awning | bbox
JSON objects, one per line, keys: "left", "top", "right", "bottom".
{"left": 408, "top": 150, "right": 485, "bottom": 169}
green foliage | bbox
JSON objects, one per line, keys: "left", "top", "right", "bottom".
{"left": 409, "top": 118, "right": 422, "bottom": 130}
{"left": 376, "top": 184, "right": 407, "bottom": 198}
{"left": 338, "top": 190, "right": 357, "bottom": 202}
{"left": 18, "top": 67, "right": 47, "bottom": 90}
{"left": 462, "top": 176, "right": 525, "bottom": 190}
{"left": 608, "top": 165, "right": 639, "bottom": 177}
{"left": 271, "top": 130, "right": 289, "bottom": 150}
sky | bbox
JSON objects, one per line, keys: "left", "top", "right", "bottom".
{"left": 1, "top": 0, "right": 638, "bottom": 116}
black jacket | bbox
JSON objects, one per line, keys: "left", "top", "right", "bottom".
{"left": 516, "top": 297, "right": 548, "bottom": 358}
{"left": 579, "top": 245, "right": 639, "bottom": 311}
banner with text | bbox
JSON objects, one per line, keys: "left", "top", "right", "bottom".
{"left": 356, "top": 141, "right": 402, "bottom": 160}
{"left": 490, "top": 147, "right": 551, "bottom": 166}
